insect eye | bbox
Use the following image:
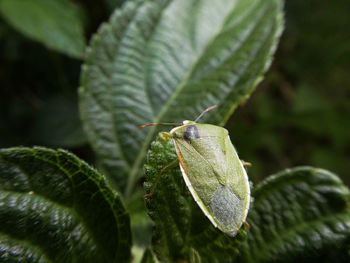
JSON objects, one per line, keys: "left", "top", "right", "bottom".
{"left": 184, "top": 125, "right": 200, "bottom": 140}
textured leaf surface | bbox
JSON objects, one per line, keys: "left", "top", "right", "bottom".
{"left": 236, "top": 167, "right": 350, "bottom": 263}
{"left": 0, "top": 147, "right": 131, "bottom": 263}
{"left": 144, "top": 135, "right": 247, "bottom": 263}
{"left": 79, "top": 0, "right": 284, "bottom": 194}
{"left": 0, "top": 0, "right": 86, "bottom": 58}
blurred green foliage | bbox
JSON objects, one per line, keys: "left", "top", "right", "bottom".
{"left": 0, "top": 0, "right": 86, "bottom": 58}
{"left": 0, "top": 0, "right": 349, "bottom": 186}
{"left": 228, "top": 0, "right": 350, "bottom": 185}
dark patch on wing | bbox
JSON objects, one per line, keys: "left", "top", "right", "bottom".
{"left": 184, "top": 125, "right": 200, "bottom": 140}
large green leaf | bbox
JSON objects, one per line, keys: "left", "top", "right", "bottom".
{"left": 0, "top": 147, "right": 131, "bottom": 263}
{"left": 144, "top": 135, "right": 247, "bottom": 263}
{"left": 236, "top": 167, "right": 350, "bottom": 263}
{"left": 79, "top": 0, "right": 284, "bottom": 195}
{"left": 0, "top": 0, "right": 86, "bottom": 58}
{"left": 145, "top": 137, "right": 350, "bottom": 262}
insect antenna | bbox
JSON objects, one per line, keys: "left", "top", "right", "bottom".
{"left": 194, "top": 105, "right": 217, "bottom": 122}
{"left": 137, "top": 122, "right": 180, "bottom": 130}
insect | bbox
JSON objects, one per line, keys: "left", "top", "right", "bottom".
{"left": 138, "top": 106, "right": 251, "bottom": 237}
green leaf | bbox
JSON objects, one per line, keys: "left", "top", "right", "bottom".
{"left": 0, "top": 147, "right": 131, "bottom": 263}
{"left": 0, "top": 0, "right": 86, "bottom": 58}
{"left": 144, "top": 135, "right": 247, "bottom": 263}
{"left": 0, "top": 234, "right": 51, "bottom": 262}
{"left": 236, "top": 167, "right": 350, "bottom": 263}
{"left": 79, "top": 0, "right": 284, "bottom": 195}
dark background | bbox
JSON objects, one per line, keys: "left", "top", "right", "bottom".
{"left": 1, "top": 0, "right": 349, "bottom": 185}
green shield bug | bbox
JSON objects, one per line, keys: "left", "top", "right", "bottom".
{"left": 139, "top": 106, "right": 250, "bottom": 237}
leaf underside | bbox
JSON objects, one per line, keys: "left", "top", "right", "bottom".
{"left": 0, "top": 147, "right": 131, "bottom": 263}
{"left": 79, "top": 0, "right": 284, "bottom": 194}
{"left": 144, "top": 135, "right": 247, "bottom": 263}
{"left": 236, "top": 167, "right": 350, "bottom": 263}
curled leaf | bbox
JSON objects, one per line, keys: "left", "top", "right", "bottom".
{"left": 236, "top": 167, "right": 350, "bottom": 263}
{"left": 0, "top": 147, "right": 131, "bottom": 263}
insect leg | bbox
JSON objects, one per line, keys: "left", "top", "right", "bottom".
{"left": 241, "top": 160, "right": 252, "bottom": 167}
{"left": 144, "top": 160, "right": 179, "bottom": 199}
{"left": 244, "top": 221, "right": 251, "bottom": 232}
{"left": 158, "top": 132, "right": 172, "bottom": 142}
